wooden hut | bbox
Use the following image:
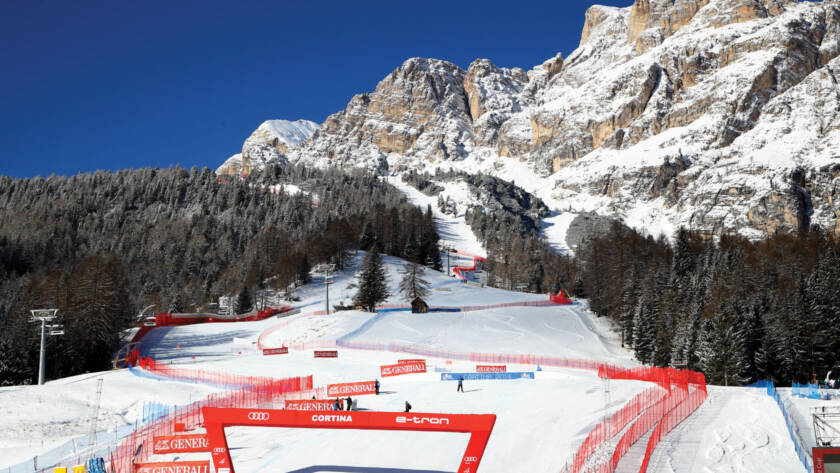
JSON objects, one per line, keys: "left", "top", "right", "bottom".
{"left": 411, "top": 297, "right": 429, "bottom": 314}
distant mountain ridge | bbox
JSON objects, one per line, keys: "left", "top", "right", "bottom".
{"left": 220, "top": 0, "right": 840, "bottom": 239}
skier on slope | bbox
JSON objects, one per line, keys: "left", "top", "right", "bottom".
{"left": 457, "top": 375, "right": 464, "bottom": 393}
{"left": 375, "top": 379, "right": 380, "bottom": 395}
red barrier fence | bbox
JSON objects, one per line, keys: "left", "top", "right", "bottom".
{"left": 108, "top": 360, "right": 315, "bottom": 473}
{"left": 150, "top": 306, "right": 288, "bottom": 328}
{"left": 452, "top": 251, "right": 486, "bottom": 281}
{"left": 562, "top": 366, "right": 707, "bottom": 473}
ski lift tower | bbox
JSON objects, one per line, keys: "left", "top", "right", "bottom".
{"left": 29, "top": 309, "right": 63, "bottom": 385}
{"left": 813, "top": 406, "right": 840, "bottom": 473}
{"left": 314, "top": 263, "right": 336, "bottom": 315}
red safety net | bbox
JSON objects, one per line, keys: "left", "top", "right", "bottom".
{"left": 150, "top": 306, "right": 291, "bottom": 327}
{"left": 562, "top": 366, "right": 707, "bottom": 473}
{"left": 107, "top": 360, "right": 315, "bottom": 473}
{"left": 452, "top": 251, "right": 486, "bottom": 280}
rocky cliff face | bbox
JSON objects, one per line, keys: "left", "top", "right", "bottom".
{"left": 217, "top": 119, "right": 318, "bottom": 176}
{"left": 224, "top": 0, "right": 840, "bottom": 239}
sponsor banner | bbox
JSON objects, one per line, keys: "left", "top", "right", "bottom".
{"left": 398, "top": 359, "right": 425, "bottom": 364}
{"left": 381, "top": 361, "right": 426, "bottom": 377}
{"left": 441, "top": 372, "right": 534, "bottom": 381}
{"left": 153, "top": 434, "right": 209, "bottom": 454}
{"left": 262, "top": 347, "right": 288, "bottom": 355}
{"left": 134, "top": 461, "right": 210, "bottom": 473}
{"left": 327, "top": 381, "right": 376, "bottom": 396}
{"left": 285, "top": 399, "right": 335, "bottom": 411}
{"left": 314, "top": 350, "right": 338, "bottom": 358}
{"left": 476, "top": 365, "right": 506, "bottom": 373}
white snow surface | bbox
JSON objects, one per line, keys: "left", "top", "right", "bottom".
{"left": 259, "top": 119, "right": 319, "bottom": 147}
{"left": 645, "top": 387, "right": 806, "bottom": 473}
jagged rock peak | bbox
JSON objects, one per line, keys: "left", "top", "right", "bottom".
{"left": 217, "top": 119, "right": 318, "bottom": 176}
{"left": 292, "top": 57, "right": 474, "bottom": 170}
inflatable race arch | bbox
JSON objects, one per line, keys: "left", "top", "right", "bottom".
{"left": 202, "top": 407, "right": 496, "bottom": 473}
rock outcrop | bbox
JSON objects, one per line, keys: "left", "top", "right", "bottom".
{"left": 217, "top": 119, "right": 318, "bottom": 176}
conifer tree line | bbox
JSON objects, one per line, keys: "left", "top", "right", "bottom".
{"left": 577, "top": 223, "right": 840, "bottom": 386}
{"left": 0, "top": 164, "right": 440, "bottom": 384}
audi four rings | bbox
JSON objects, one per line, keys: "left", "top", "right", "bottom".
{"left": 247, "top": 411, "right": 270, "bottom": 421}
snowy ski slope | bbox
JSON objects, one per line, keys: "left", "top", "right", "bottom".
{"left": 0, "top": 257, "right": 823, "bottom": 473}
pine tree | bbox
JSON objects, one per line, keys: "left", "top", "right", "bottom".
{"left": 698, "top": 303, "right": 747, "bottom": 386}
{"left": 236, "top": 286, "right": 252, "bottom": 314}
{"left": 632, "top": 291, "right": 657, "bottom": 364}
{"left": 354, "top": 249, "right": 389, "bottom": 312}
{"left": 0, "top": 339, "right": 33, "bottom": 386}
{"left": 399, "top": 263, "right": 430, "bottom": 301}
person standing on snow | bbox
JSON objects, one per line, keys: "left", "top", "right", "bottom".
{"left": 375, "top": 379, "right": 380, "bottom": 395}
{"left": 404, "top": 401, "right": 412, "bottom": 412}
{"left": 334, "top": 398, "right": 340, "bottom": 410}
{"left": 345, "top": 396, "right": 352, "bottom": 411}
{"left": 457, "top": 375, "right": 464, "bottom": 393}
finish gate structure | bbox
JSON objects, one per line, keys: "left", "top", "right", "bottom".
{"left": 202, "top": 407, "right": 497, "bottom": 473}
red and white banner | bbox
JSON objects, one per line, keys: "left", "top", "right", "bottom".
{"left": 262, "top": 347, "right": 288, "bottom": 355}
{"left": 326, "top": 381, "right": 376, "bottom": 396}
{"left": 398, "top": 359, "right": 425, "bottom": 364}
{"left": 134, "top": 461, "right": 210, "bottom": 473}
{"left": 381, "top": 361, "right": 426, "bottom": 377}
{"left": 476, "top": 365, "right": 506, "bottom": 373}
{"left": 285, "top": 399, "right": 335, "bottom": 411}
{"left": 314, "top": 350, "right": 338, "bottom": 358}
{"left": 153, "top": 434, "right": 209, "bottom": 454}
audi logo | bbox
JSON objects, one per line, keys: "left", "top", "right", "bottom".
{"left": 247, "top": 411, "right": 270, "bottom": 421}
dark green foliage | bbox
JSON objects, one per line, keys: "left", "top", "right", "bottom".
{"left": 354, "top": 249, "right": 389, "bottom": 311}
{"left": 578, "top": 222, "right": 840, "bottom": 386}
{"left": 236, "top": 286, "right": 252, "bottom": 313}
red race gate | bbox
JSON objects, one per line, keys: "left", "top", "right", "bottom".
{"left": 202, "top": 407, "right": 496, "bottom": 473}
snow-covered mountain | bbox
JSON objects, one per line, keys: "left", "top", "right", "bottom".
{"left": 217, "top": 119, "right": 319, "bottom": 176}
{"left": 222, "top": 0, "right": 840, "bottom": 239}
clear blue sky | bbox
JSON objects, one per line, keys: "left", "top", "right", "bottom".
{"left": 0, "top": 0, "right": 629, "bottom": 178}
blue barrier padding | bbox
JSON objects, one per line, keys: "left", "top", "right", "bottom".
{"left": 747, "top": 380, "right": 811, "bottom": 473}
{"left": 429, "top": 308, "right": 461, "bottom": 313}
{"left": 376, "top": 307, "right": 411, "bottom": 313}
{"left": 441, "top": 372, "right": 535, "bottom": 381}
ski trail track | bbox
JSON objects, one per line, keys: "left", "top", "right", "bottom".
{"left": 645, "top": 387, "right": 804, "bottom": 473}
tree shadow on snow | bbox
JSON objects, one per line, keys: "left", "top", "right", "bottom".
{"left": 286, "top": 467, "right": 450, "bottom": 473}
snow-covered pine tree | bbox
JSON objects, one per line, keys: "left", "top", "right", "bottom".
{"left": 0, "top": 339, "right": 33, "bottom": 386}
{"left": 632, "top": 281, "right": 657, "bottom": 364}
{"left": 354, "top": 249, "right": 389, "bottom": 312}
{"left": 399, "top": 263, "right": 429, "bottom": 301}
{"left": 698, "top": 301, "right": 747, "bottom": 386}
